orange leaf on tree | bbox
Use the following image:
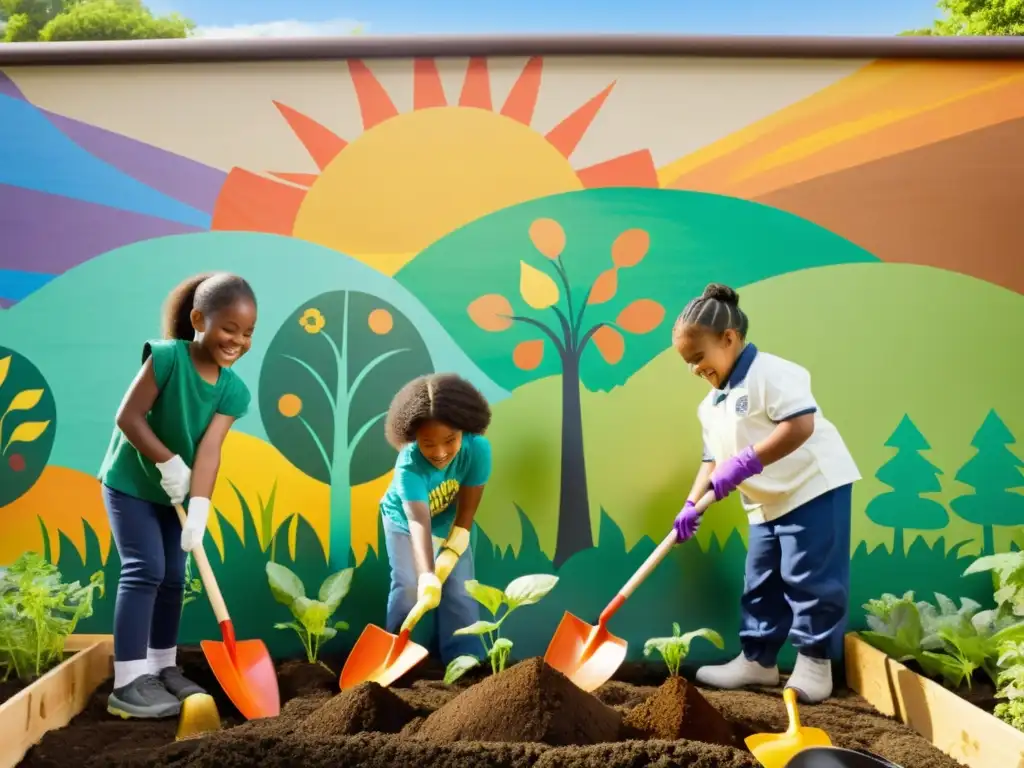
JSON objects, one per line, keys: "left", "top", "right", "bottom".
{"left": 592, "top": 325, "right": 624, "bottom": 364}
{"left": 467, "top": 294, "right": 514, "bottom": 331}
{"left": 611, "top": 228, "right": 650, "bottom": 268}
{"left": 512, "top": 339, "right": 545, "bottom": 370}
{"left": 529, "top": 218, "right": 566, "bottom": 260}
{"left": 616, "top": 298, "right": 665, "bottom": 334}
{"left": 587, "top": 267, "right": 618, "bottom": 305}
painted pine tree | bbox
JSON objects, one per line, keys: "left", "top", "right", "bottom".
{"left": 865, "top": 414, "right": 948, "bottom": 554}
{"left": 951, "top": 409, "right": 1024, "bottom": 556}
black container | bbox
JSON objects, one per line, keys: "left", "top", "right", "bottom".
{"left": 785, "top": 746, "right": 903, "bottom": 768}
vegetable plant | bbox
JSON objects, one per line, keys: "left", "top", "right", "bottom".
{"left": 0, "top": 552, "right": 103, "bottom": 682}
{"left": 643, "top": 623, "right": 724, "bottom": 677}
{"left": 995, "top": 638, "right": 1024, "bottom": 731}
{"left": 266, "top": 561, "right": 352, "bottom": 667}
{"left": 964, "top": 550, "right": 1024, "bottom": 621}
{"left": 444, "top": 574, "right": 559, "bottom": 684}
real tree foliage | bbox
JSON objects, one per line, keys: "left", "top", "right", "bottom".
{"left": 1, "top": 0, "right": 193, "bottom": 43}
{"left": 903, "top": 0, "right": 1024, "bottom": 36}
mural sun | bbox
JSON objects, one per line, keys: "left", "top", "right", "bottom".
{"left": 211, "top": 56, "right": 660, "bottom": 275}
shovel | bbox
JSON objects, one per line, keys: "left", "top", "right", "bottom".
{"left": 173, "top": 504, "right": 280, "bottom": 722}
{"left": 745, "top": 687, "right": 833, "bottom": 768}
{"left": 339, "top": 599, "right": 431, "bottom": 690}
{"left": 544, "top": 489, "right": 717, "bottom": 692}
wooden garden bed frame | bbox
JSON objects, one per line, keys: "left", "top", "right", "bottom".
{"left": 0, "top": 634, "right": 114, "bottom": 768}
{"left": 844, "top": 632, "right": 1024, "bottom": 768}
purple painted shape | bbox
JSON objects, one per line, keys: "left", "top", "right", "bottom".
{"left": 0, "top": 72, "right": 26, "bottom": 101}
{"left": 43, "top": 111, "right": 227, "bottom": 215}
{"left": 1, "top": 182, "right": 199, "bottom": 274}
{"left": 0, "top": 297, "right": 13, "bottom": 309}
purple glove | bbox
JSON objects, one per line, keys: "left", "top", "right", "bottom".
{"left": 710, "top": 446, "right": 764, "bottom": 500}
{"left": 674, "top": 500, "right": 702, "bottom": 543}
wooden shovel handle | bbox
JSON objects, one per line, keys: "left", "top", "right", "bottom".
{"left": 174, "top": 503, "right": 231, "bottom": 625}
{"left": 599, "top": 489, "right": 717, "bottom": 624}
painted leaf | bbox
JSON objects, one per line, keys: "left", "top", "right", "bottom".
{"left": 5, "top": 389, "right": 44, "bottom": 413}
{"left": 0, "top": 356, "right": 9, "bottom": 389}
{"left": 528, "top": 218, "right": 566, "bottom": 260}
{"left": 467, "top": 294, "right": 514, "bottom": 332}
{"left": 266, "top": 561, "right": 306, "bottom": 606}
{"left": 616, "top": 298, "right": 666, "bottom": 334}
{"left": 593, "top": 325, "right": 625, "bottom": 364}
{"left": 519, "top": 261, "right": 560, "bottom": 309}
{"left": 4, "top": 419, "right": 50, "bottom": 448}
{"left": 587, "top": 268, "right": 618, "bottom": 305}
{"left": 504, "top": 574, "right": 559, "bottom": 610}
{"left": 512, "top": 339, "right": 545, "bottom": 371}
{"left": 611, "top": 228, "right": 650, "bottom": 268}
{"left": 444, "top": 654, "right": 481, "bottom": 684}
{"left": 464, "top": 579, "right": 505, "bottom": 615}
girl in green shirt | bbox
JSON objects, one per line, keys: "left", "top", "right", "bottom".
{"left": 98, "top": 272, "right": 256, "bottom": 719}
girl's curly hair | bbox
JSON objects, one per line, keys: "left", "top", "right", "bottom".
{"left": 384, "top": 373, "right": 491, "bottom": 450}
{"left": 161, "top": 272, "right": 256, "bottom": 340}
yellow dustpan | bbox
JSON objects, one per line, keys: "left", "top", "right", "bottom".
{"left": 745, "top": 687, "right": 833, "bottom": 767}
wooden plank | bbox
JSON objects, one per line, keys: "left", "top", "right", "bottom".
{"left": 0, "top": 636, "right": 113, "bottom": 768}
{"left": 845, "top": 633, "right": 1024, "bottom": 768}
{"left": 64, "top": 634, "right": 113, "bottom": 652}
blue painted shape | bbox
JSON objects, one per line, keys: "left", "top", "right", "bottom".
{"left": 0, "top": 268, "right": 54, "bottom": 301}
{"left": 0, "top": 95, "right": 211, "bottom": 229}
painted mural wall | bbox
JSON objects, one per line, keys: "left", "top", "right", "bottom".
{"left": 1, "top": 53, "right": 1022, "bottom": 665}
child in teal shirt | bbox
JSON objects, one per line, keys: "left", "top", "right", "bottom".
{"left": 98, "top": 272, "right": 256, "bottom": 719}
{"left": 379, "top": 373, "right": 492, "bottom": 664}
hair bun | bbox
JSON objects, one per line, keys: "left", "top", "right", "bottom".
{"left": 702, "top": 283, "right": 739, "bottom": 306}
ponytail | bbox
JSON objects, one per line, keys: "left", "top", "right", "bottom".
{"left": 161, "top": 273, "right": 214, "bottom": 340}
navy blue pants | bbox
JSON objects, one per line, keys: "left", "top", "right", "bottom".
{"left": 740, "top": 484, "right": 852, "bottom": 666}
{"left": 103, "top": 485, "right": 186, "bottom": 662}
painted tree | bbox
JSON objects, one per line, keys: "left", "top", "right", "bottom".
{"left": 951, "top": 409, "right": 1024, "bottom": 556}
{"left": 0, "top": 347, "right": 56, "bottom": 507}
{"left": 865, "top": 415, "right": 949, "bottom": 555}
{"left": 467, "top": 219, "right": 665, "bottom": 567}
{"left": 259, "top": 291, "right": 433, "bottom": 570}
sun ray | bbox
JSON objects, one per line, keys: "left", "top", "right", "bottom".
{"left": 272, "top": 101, "right": 348, "bottom": 171}
{"left": 269, "top": 172, "right": 318, "bottom": 188}
{"left": 500, "top": 56, "right": 543, "bottom": 125}
{"left": 212, "top": 168, "right": 306, "bottom": 234}
{"left": 459, "top": 57, "right": 492, "bottom": 110}
{"left": 577, "top": 150, "right": 659, "bottom": 188}
{"left": 545, "top": 82, "right": 615, "bottom": 158}
{"left": 348, "top": 60, "right": 400, "bottom": 130}
{"left": 413, "top": 58, "right": 447, "bottom": 109}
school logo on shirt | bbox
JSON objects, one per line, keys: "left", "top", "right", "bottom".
{"left": 735, "top": 394, "right": 749, "bottom": 416}
{"left": 428, "top": 479, "right": 460, "bottom": 516}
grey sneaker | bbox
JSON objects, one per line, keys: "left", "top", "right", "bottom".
{"left": 158, "top": 666, "right": 206, "bottom": 700}
{"left": 107, "top": 674, "right": 182, "bottom": 719}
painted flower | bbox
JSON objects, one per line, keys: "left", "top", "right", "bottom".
{"left": 299, "top": 308, "right": 326, "bottom": 334}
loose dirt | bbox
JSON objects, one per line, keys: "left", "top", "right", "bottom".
{"left": 17, "top": 648, "right": 968, "bottom": 768}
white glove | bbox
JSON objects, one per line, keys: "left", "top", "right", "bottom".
{"left": 156, "top": 455, "right": 191, "bottom": 504}
{"left": 181, "top": 497, "right": 210, "bottom": 552}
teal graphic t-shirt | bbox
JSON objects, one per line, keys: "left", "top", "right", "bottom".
{"left": 380, "top": 433, "right": 492, "bottom": 537}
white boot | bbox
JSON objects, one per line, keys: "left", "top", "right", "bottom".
{"left": 786, "top": 653, "right": 833, "bottom": 703}
{"left": 695, "top": 653, "right": 780, "bottom": 689}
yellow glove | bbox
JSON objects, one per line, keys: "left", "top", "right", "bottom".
{"left": 434, "top": 525, "right": 470, "bottom": 584}
{"left": 400, "top": 572, "right": 441, "bottom": 633}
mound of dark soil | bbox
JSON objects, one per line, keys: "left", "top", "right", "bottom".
{"left": 298, "top": 682, "right": 415, "bottom": 737}
{"left": 623, "top": 675, "right": 738, "bottom": 747}
{"left": 413, "top": 657, "right": 622, "bottom": 746}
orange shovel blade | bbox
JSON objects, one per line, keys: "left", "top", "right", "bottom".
{"left": 339, "top": 624, "right": 429, "bottom": 691}
{"left": 544, "top": 611, "right": 628, "bottom": 692}
{"left": 201, "top": 638, "right": 280, "bottom": 720}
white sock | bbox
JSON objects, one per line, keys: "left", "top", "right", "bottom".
{"left": 147, "top": 646, "right": 177, "bottom": 674}
{"left": 114, "top": 659, "right": 150, "bottom": 689}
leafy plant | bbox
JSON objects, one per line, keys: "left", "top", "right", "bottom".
{"left": 444, "top": 574, "right": 559, "bottom": 684}
{"left": 180, "top": 553, "right": 203, "bottom": 615}
{"left": 964, "top": 550, "right": 1024, "bottom": 620}
{"left": 0, "top": 552, "right": 103, "bottom": 682}
{"left": 266, "top": 561, "right": 352, "bottom": 666}
{"left": 994, "top": 639, "right": 1024, "bottom": 731}
{"left": 643, "top": 622, "right": 724, "bottom": 677}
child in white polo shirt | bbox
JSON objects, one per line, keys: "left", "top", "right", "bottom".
{"left": 671, "top": 283, "right": 860, "bottom": 703}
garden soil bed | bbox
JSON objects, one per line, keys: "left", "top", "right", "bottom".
{"left": 19, "top": 648, "right": 968, "bottom": 768}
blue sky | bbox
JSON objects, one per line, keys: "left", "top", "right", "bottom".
{"left": 151, "top": 0, "right": 943, "bottom": 39}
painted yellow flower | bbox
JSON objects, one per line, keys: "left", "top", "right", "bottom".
{"left": 299, "top": 308, "right": 326, "bottom": 334}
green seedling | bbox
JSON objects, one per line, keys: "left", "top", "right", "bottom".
{"left": 266, "top": 561, "right": 352, "bottom": 668}
{"left": 0, "top": 551, "right": 103, "bottom": 682}
{"left": 180, "top": 553, "right": 203, "bottom": 615}
{"left": 643, "top": 623, "right": 724, "bottom": 677}
{"left": 444, "top": 574, "right": 559, "bottom": 685}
